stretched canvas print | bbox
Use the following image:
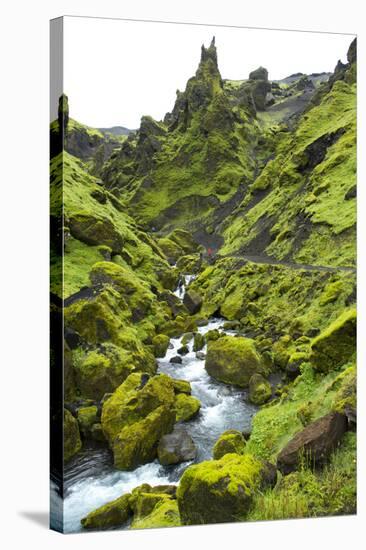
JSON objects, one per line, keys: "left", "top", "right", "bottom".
{"left": 50, "top": 16, "right": 357, "bottom": 533}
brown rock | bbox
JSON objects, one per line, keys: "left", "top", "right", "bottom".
{"left": 277, "top": 411, "right": 347, "bottom": 474}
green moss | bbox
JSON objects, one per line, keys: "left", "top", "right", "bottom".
{"left": 81, "top": 493, "right": 131, "bottom": 530}
{"left": 157, "top": 237, "right": 183, "bottom": 263}
{"left": 205, "top": 335, "right": 267, "bottom": 387}
{"left": 248, "top": 432, "right": 356, "bottom": 520}
{"left": 249, "top": 373, "right": 272, "bottom": 405}
{"left": 131, "top": 499, "right": 181, "bottom": 530}
{"left": 172, "top": 379, "right": 191, "bottom": 395}
{"left": 212, "top": 430, "right": 246, "bottom": 460}
{"left": 177, "top": 453, "right": 265, "bottom": 525}
{"left": 310, "top": 308, "right": 356, "bottom": 372}
{"left": 64, "top": 409, "right": 81, "bottom": 462}
{"left": 152, "top": 334, "right": 170, "bottom": 357}
{"left": 174, "top": 393, "right": 201, "bottom": 422}
{"left": 193, "top": 332, "right": 205, "bottom": 352}
{"left": 77, "top": 405, "right": 98, "bottom": 437}
{"left": 246, "top": 362, "right": 351, "bottom": 461}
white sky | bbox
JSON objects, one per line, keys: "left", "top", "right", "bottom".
{"left": 63, "top": 16, "right": 354, "bottom": 129}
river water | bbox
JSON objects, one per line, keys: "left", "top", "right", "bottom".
{"left": 61, "top": 276, "right": 258, "bottom": 532}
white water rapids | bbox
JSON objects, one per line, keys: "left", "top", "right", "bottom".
{"left": 60, "top": 275, "right": 258, "bottom": 532}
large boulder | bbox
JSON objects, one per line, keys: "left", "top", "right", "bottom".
{"left": 277, "top": 411, "right": 348, "bottom": 474}
{"left": 248, "top": 373, "right": 272, "bottom": 405}
{"left": 158, "top": 426, "right": 197, "bottom": 465}
{"left": 101, "top": 373, "right": 176, "bottom": 469}
{"left": 205, "top": 335, "right": 268, "bottom": 387}
{"left": 64, "top": 409, "right": 82, "bottom": 462}
{"left": 81, "top": 493, "right": 132, "bottom": 530}
{"left": 73, "top": 343, "right": 156, "bottom": 400}
{"left": 177, "top": 453, "right": 275, "bottom": 525}
{"left": 175, "top": 393, "right": 201, "bottom": 422}
{"left": 310, "top": 309, "right": 356, "bottom": 373}
{"left": 183, "top": 290, "right": 203, "bottom": 315}
{"left": 249, "top": 66, "right": 269, "bottom": 81}
{"left": 69, "top": 213, "right": 124, "bottom": 253}
{"left": 212, "top": 430, "right": 246, "bottom": 460}
{"left": 152, "top": 334, "right": 170, "bottom": 358}
{"left": 130, "top": 486, "right": 180, "bottom": 529}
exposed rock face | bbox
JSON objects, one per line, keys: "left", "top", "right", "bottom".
{"left": 277, "top": 412, "right": 348, "bottom": 474}
{"left": 183, "top": 290, "right": 203, "bottom": 315}
{"left": 205, "top": 335, "right": 268, "bottom": 387}
{"left": 248, "top": 373, "right": 272, "bottom": 405}
{"left": 64, "top": 408, "right": 82, "bottom": 462}
{"left": 212, "top": 430, "right": 246, "bottom": 459}
{"left": 347, "top": 38, "right": 357, "bottom": 64}
{"left": 158, "top": 426, "right": 197, "bottom": 465}
{"left": 310, "top": 309, "right": 356, "bottom": 372}
{"left": 249, "top": 66, "right": 269, "bottom": 81}
{"left": 177, "top": 453, "right": 275, "bottom": 525}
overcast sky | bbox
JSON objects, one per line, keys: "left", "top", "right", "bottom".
{"left": 63, "top": 16, "right": 354, "bottom": 129}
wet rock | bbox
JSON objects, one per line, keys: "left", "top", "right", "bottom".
{"left": 196, "top": 318, "right": 209, "bottom": 327}
{"left": 158, "top": 426, "right": 197, "bottom": 465}
{"left": 193, "top": 332, "right": 205, "bottom": 352}
{"left": 277, "top": 411, "right": 348, "bottom": 474}
{"left": 195, "top": 351, "right": 206, "bottom": 360}
{"left": 178, "top": 345, "right": 189, "bottom": 356}
{"left": 183, "top": 290, "right": 203, "bottom": 315}
{"left": 77, "top": 405, "right": 99, "bottom": 438}
{"left": 81, "top": 493, "right": 132, "bottom": 529}
{"left": 170, "top": 355, "right": 183, "bottom": 364}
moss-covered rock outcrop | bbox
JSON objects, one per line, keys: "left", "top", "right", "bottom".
{"left": 174, "top": 393, "right": 201, "bottom": 422}
{"left": 212, "top": 430, "right": 246, "bottom": 460}
{"left": 177, "top": 453, "right": 275, "bottom": 524}
{"left": 310, "top": 308, "right": 356, "bottom": 372}
{"left": 101, "top": 373, "right": 176, "bottom": 469}
{"left": 205, "top": 335, "right": 268, "bottom": 387}
{"left": 249, "top": 373, "right": 272, "bottom": 405}
{"left": 81, "top": 494, "right": 132, "bottom": 530}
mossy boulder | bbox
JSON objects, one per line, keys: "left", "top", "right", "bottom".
{"left": 177, "top": 453, "right": 273, "bottom": 525}
{"left": 157, "top": 237, "right": 183, "bottom": 264}
{"left": 248, "top": 373, "right": 272, "bottom": 405}
{"left": 73, "top": 342, "right": 156, "bottom": 400}
{"left": 64, "top": 409, "right": 82, "bottom": 462}
{"left": 193, "top": 332, "right": 205, "bottom": 352}
{"left": 113, "top": 405, "right": 176, "bottom": 470}
{"left": 205, "top": 335, "right": 268, "bottom": 387}
{"left": 101, "top": 373, "right": 176, "bottom": 469}
{"left": 183, "top": 290, "right": 203, "bottom": 315}
{"left": 176, "top": 254, "right": 203, "bottom": 274}
{"left": 212, "top": 430, "right": 246, "bottom": 460}
{"left": 172, "top": 379, "right": 191, "bottom": 395}
{"left": 131, "top": 497, "right": 181, "bottom": 530}
{"left": 77, "top": 405, "right": 98, "bottom": 438}
{"left": 175, "top": 393, "right": 201, "bottom": 422}
{"left": 69, "top": 213, "right": 124, "bottom": 253}
{"left": 81, "top": 493, "right": 131, "bottom": 530}
{"left": 152, "top": 334, "right": 170, "bottom": 358}
{"left": 168, "top": 229, "right": 198, "bottom": 255}
{"left": 310, "top": 309, "right": 356, "bottom": 372}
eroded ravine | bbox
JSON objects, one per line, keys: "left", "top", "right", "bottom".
{"left": 63, "top": 276, "right": 258, "bottom": 532}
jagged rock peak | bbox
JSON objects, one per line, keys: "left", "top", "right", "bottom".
{"left": 249, "top": 66, "right": 269, "bottom": 81}
{"left": 347, "top": 38, "right": 357, "bottom": 64}
{"left": 200, "top": 36, "right": 218, "bottom": 68}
